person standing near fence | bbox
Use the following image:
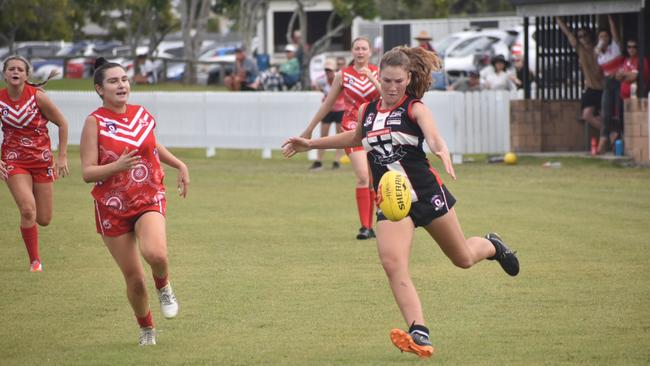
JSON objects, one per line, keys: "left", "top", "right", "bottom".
{"left": 283, "top": 46, "right": 519, "bottom": 358}
{"left": 300, "top": 36, "right": 381, "bottom": 240}
{"left": 0, "top": 55, "right": 69, "bottom": 272}
{"left": 80, "top": 57, "right": 190, "bottom": 346}
{"left": 309, "top": 58, "right": 345, "bottom": 170}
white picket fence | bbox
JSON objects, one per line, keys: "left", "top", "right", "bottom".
{"left": 2, "top": 90, "right": 511, "bottom": 159}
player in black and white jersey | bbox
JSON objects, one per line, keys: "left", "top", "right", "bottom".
{"left": 283, "top": 46, "right": 519, "bottom": 358}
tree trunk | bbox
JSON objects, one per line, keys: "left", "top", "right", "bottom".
{"left": 180, "top": 0, "right": 211, "bottom": 84}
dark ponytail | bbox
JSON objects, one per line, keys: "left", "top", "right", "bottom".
{"left": 380, "top": 47, "right": 443, "bottom": 99}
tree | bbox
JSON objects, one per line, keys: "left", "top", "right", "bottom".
{"left": 286, "top": 0, "right": 377, "bottom": 87}
{"left": 237, "top": 0, "right": 270, "bottom": 54}
{"left": 0, "top": 0, "right": 72, "bottom": 51}
{"left": 178, "top": 0, "right": 212, "bottom": 84}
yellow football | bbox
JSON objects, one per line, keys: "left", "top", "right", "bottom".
{"left": 504, "top": 152, "right": 518, "bottom": 165}
{"left": 377, "top": 171, "right": 412, "bottom": 222}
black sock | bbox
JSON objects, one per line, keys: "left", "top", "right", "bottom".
{"left": 408, "top": 323, "right": 430, "bottom": 338}
{"left": 486, "top": 235, "right": 503, "bottom": 260}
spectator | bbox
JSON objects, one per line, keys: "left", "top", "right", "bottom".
{"left": 616, "top": 39, "right": 649, "bottom": 100}
{"left": 482, "top": 54, "right": 520, "bottom": 91}
{"left": 448, "top": 70, "right": 483, "bottom": 92}
{"left": 556, "top": 17, "right": 604, "bottom": 149}
{"left": 336, "top": 56, "right": 348, "bottom": 70}
{"left": 259, "top": 65, "right": 284, "bottom": 91}
{"left": 596, "top": 15, "right": 625, "bottom": 151}
{"left": 280, "top": 44, "right": 301, "bottom": 89}
{"left": 414, "top": 30, "right": 435, "bottom": 52}
{"left": 224, "top": 47, "right": 259, "bottom": 91}
{"left": 133, "top": 54, "right": 156, "bottom": 85}
{"left": 514, "top": 57, "right": 536, "bottom": 91}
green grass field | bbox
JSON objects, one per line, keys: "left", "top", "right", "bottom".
{"left": 1, "top": 149, "right": 649, "bottom": 365}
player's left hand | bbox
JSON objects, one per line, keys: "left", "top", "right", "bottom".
{"left": 435, "top": 150, "right": 456, "bottom": 180}
{"left": 177, "top": 164, "right": 190, "bottom": 198}
{"left": 56, "top": 154, "right": 69, "bottom": 178}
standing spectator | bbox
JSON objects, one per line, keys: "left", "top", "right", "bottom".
{"left": 414, "top": 30, "right": 436, "bottom": 52}
{"left": 80, "top": 57, "right": 189, "bottom": 345}
{"left": 224, "top": 47, "right": 259, "bottom": 91}
{"left": 556, "top": 17, "right": 605, "bottom": 149}
{"left": 596, "top": 15, "right": 625, "bottom": 151}
{"left": 482, "top": 55, "right": 520, "bottom": 91}
{"left": 309, "top": 59, "right": 345, "bottom": 170}
{"left": 1, "top": 56, "right": 69, "bottom": 272}
{"left": 280, "top": 44, "right": 301, "bottom": 90}
{"left": 447, "top": 70, "right": 483, "bottom": 92}
{"left": 616, "top": 39, "right": 649, "bottom": 99}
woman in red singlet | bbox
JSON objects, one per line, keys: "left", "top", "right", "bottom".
{"left": 80, "top": 58, "right": 190, "bottom": 346}
{"left": 301, "top": 37, "right": 381, "bottom": 240}
{"left": 0, "top": 56, "right": 69, "bottom": 272}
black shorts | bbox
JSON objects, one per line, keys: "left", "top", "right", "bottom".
{"left": 322, "top": 111, "right": 343, "bottom": 124}
{"left": 377, "top": 184, "right": 456, "bottom": 227}
{"left": 581, "top": 88, "right": 602, "bottom": 111}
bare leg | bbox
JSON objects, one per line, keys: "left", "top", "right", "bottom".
{"left": 349, "top": 150, "right": 369, "bottom": 188}
{"left": 375, "top": 218, "right": 422, "bottom": 325}
{"left": 33, "top": 182, "right": 53, "bottom": 226}
{"left": 7, "top": 174, "right": 37, "bottom": 227}
{"left": 103, "top": 232, "right": 150, "bottom": 317}
{"left": 135, "top": 212, "right": 168, "bottom": 279}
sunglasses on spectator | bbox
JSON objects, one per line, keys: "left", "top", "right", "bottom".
{"left": 627, "top": 45, "right": 638, "bottom": 49}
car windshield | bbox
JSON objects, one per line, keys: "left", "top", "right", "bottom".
{"left": 433, "top": 36, "right": 460, "bottom": 55}
{"left": 448, "top": 36, "right": 498, "bottom": 57}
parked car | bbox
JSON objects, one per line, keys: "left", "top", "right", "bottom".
{"left": 443, "top": 29, "right": 518, "bottom": 82}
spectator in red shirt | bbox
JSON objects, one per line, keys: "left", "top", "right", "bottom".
{"left": 616, "top": 39, "right": 649, "bottom": 99}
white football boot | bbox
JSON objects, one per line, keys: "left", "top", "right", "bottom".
{"left": 138, "top": 327, "right": 156, "bottom": 346}
{"left": 157, "top": 283, "right": 179, "bottom": 319}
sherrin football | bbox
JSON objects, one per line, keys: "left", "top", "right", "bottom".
{"left": 377, "top": 171, "right": 412, "bottom": 222}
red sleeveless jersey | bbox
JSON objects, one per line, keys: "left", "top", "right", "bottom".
{"left": 0, "top": 85, "right": 52, "bottom": 168}
{"left": 90, "top": 105, "right": 165, "bottom": 213}
{"left": 341, "top": 64, "right": 380, "bottom": 131}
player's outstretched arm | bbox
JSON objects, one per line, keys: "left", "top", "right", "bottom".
{"left": 301, "top": 71, "right": 343, "bottom": 139}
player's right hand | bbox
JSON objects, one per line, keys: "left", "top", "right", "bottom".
{"left": 115, "top": 148, "right": 141, "bottom": 172}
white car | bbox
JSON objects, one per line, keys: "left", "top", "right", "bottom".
{"left": 443, "top": 29, "right": 518, "bottom": 82}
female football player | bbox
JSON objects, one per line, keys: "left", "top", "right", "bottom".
{"left": 1, "top": 55, "right": 69, "bottom": 272}
{"left": 80, "top": 57, "right": 190, "bottom": 346}
{"left": 300, "top": 36, "right": 381, "bottom": 240}
{"left": 283, "top": 46, "right": 519, "bottom": 358}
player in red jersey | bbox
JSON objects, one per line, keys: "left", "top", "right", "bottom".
{"left": 0, "top": 55, "right": 69, "bottom": 272}
{"left": 300, "top": 37, "right": 381, "bottom": 240}
{"left": 283, "top": 46, "right": 519, "bottom": 358}
{"left": 80, "top": 58, "right": 190, "bottom": 346}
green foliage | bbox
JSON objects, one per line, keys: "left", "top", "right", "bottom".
{"left": 1, "top": 149, "right": 649, "bottom": 365}
{"left": 374, "top": 0, "right": 514, "bottom": 20}
{"left": 332, "top": 0, "right": 377, "bottom": 22}
{"left": 0, "top": 0, "right": 72, "bottom": 44}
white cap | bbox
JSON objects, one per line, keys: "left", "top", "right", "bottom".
{"left": 285, "top": 44, "right": 297, "bottom": 53}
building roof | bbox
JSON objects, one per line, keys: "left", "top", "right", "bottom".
{"left": 511, "top": 0, "right": 644, "bottom": 16}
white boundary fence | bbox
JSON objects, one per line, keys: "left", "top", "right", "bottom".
{"left": 2, "top": 90, "right": 511, "bottom": 160}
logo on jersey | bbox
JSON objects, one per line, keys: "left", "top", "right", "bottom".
{"left": 431, "top": 194, "right": 445, "bottom": 211}
{"left": 366, "top": 127, "right": 406, "bottom": 165}
{"left": 47, "top": 167, "right": 54, "bottom": 177}
{"left": 386, "top": 107, "right": 405, "bottom": 126}
{"left": 102, "top": 219, "right": 113, "bottom": 230}
{"left": 106, "top": 121, "right": 117, "bottom": 135}
{"left": 138, "top": 118, "right": 149, "bottom": 127}
{"left": 364, "top": 112, "right": 375, "bottom": 127}
{"left": 20, "top": 137, "right": 33, "bottom": 146}
{"left": 1, "top": 107, "right": 8, "bottom": 117}
{"left": 105, "top": 196, "right": 124, "bottom": 211}
{"left": 42, "top": 149, "right": 51, "bottom": 161}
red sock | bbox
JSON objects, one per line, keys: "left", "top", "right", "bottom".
{"left": 20, "top": 225, "right": 39, "bottom": 264}
{"left": 136, "top": 310, "right": 154, "bottom": 328}
{"left": 368, "top": 189, "right": 376, "bottom": 229}
{"left": 355, "top": 187, "right": 372, "bottom": 228}
{"left": 153, "top": 274, "right": 168, "bottom": 290}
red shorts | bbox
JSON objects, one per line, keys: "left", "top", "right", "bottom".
{"left": 94, "top": 199, "right": 166, "bottom": 237}
{"left": 6, "top": 164, "right": 55, "bottom": 183}
{"left": 341, "top": 118, "right": 365, "bottom": 155}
